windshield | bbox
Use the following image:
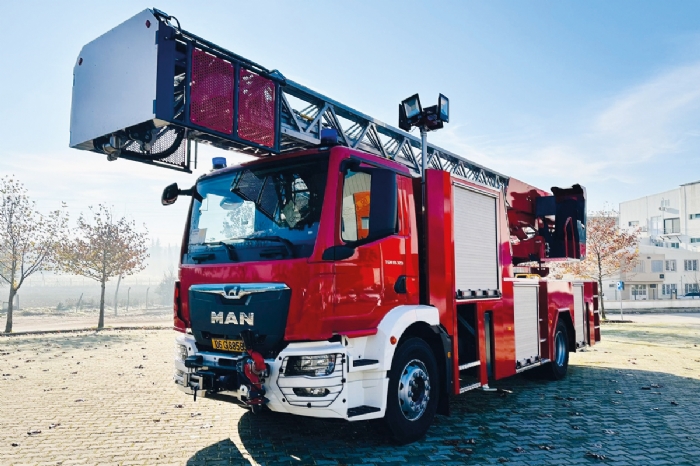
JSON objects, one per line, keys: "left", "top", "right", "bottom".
{"left": 184, "top": 155, "right": 329, "bottom": 264}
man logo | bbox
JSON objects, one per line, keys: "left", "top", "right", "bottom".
{"left": 227, "top": 286, "right": 240, "bottom": 298}
{"left": 211, "top": 312, "right": 254, "bottom": 326}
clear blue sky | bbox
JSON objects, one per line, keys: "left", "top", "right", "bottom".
{"left": 2, "top": 1, "right": 700, "bottom": 244}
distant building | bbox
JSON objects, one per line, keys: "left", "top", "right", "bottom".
{"left": 614, "top": 181, "right": 700, "bottom": 300}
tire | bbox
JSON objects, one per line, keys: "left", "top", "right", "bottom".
{"left": 547, "top": 319, "right": 570, "bottom": 380}
{"left": 384, "top": 338, "right": 440, "bottom": 444}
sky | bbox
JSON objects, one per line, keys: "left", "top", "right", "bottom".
{"left": 2, "top": 0, "right": 700, "bottom": 245}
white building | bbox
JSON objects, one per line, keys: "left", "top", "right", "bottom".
{"left": 614, "top": 181, "right": 700, "bottom": 300}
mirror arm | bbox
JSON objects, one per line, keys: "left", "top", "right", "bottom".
{"left": 180, "top": 186, "right": 203, "bottom": 202}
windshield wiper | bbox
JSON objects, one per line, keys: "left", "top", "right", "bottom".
{"left": 207, "top": 241, "right": 239, "bottom": 261}
{"left": 241, "top": 236, "right": 295, "bottom": 258}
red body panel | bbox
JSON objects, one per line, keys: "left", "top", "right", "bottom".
{"left": 420, "top": 169, "right": 595, "bottom": 394}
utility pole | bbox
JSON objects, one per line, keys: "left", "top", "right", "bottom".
{"left": 619, "top": 266, "right": 624, "bottom": 321}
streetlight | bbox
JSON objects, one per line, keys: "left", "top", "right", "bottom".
{"left": 126, "top": 287, "right": 131, "bottom": 313}
{"left": 399, "top": 93, "right": 450, "bottom": 180}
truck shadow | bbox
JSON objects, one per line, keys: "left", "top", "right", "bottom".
{"left": 186, "top": 365, "right": 700, "bottom": 465}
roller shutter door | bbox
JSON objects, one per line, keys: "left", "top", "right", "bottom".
{"left": 453, "top": 185, "right": 498, "bottom": 294}
{"left": 573, "top": 284, "right": 585, "bottom": 345}
{"left": 514, "top": 284, "right": 539, "bottom": 366}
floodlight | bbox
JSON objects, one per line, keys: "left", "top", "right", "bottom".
{"left": 398, "top": 104, "right": 411, "bottom": 131}
{"left": 401, "top": 94, "right": 422, "bottom": 123}
{"left": 438, "top": 94, "right": 449, "bottom": 123}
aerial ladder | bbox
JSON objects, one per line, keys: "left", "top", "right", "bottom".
{"left": 70, "top": 8, "right": 508, "bottom": 191}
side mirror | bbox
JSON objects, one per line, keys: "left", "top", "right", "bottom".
{"left": 367, "top": 169, "right": 398, "bottom": 240}
{"left": 162, "top": 183, "right": 179, "bottom": 206}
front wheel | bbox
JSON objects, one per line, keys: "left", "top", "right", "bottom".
{"left": 546, "top": 319, "right": 570, "bottom": 380}
{"left": 384, "top": 338, "right": 439, "bottom": 444}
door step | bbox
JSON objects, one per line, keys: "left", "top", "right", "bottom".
{"left": 459, "top": 382, "right": 481, "bottom": 394}
{"left": 459, "top": 360, "right": 480, "bottom": 371}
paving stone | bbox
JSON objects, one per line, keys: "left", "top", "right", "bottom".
{"left": 0, "top": 320, "right": 699, "bottom": 465}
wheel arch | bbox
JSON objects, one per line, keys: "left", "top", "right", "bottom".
{"left": 362, "top": 305, "right": 451, "bottom": 416}
{"left": 554, "top": 309, "right": 576, "bottom": 352}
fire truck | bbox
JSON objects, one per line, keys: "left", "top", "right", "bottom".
{"left": 69, "top": 9, "right": 600, "bottom": 443}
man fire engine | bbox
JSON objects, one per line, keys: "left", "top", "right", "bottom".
{"left": 69, "top": 9, "right": 600, "bottom": 443}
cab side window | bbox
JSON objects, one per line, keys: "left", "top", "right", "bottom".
{"left": 340, "top": 166, "right": 397, "bottom": 244}
{"left": 341, "top": 170, "right": 372, "bottom": 242}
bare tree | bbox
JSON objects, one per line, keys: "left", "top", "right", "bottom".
{"left": 0, "top": 176, "right": 68, "bottom": 333}
{"left": 558, "top": 210, "right": 639, "bottom": 319}
{"left": 58, "top": 205, "right": 148, "bottom": 329}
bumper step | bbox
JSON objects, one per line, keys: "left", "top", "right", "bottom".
{"left": 348, "top": 405, "right": 381, "bottom": 418}
{"left": 352, "top": 359, "right": 379, "bottom": 367}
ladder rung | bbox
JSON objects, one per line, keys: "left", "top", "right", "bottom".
{"left": 459, "top": 361, "right": 481, "bottom": 371}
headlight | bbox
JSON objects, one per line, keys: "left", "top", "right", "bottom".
{"left": 284, "top": 354, "right": 337, "bottom": 377}
{"left": 176, "top": 344, "right": 188, "bottom": 362}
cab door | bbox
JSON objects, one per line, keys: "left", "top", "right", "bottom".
{"left": 330, "top": 163, "right": 408, "bottom": 331}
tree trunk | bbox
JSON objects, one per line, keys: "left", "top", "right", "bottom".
{"left": 98, "top": 279, "right": 106, "bottom": 330}
{"left": 114, "top": 274, "right": 122, "bottom": 317}
{"left": 4, "top": 287, "right": 15, "bottom": 333}
{"left": 598, "top": 278, "right": 606, "bottom": 320}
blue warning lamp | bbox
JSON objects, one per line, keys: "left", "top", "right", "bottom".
{"left": 212, "top": 157, "right": 227, "bottom": 170}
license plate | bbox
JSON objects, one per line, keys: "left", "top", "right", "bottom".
{"left": 211, "top": 338, "right": 245, "bottom": 352}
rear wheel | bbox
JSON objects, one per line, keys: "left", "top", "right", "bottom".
{"left": 547, "top": 319, "right": 569, "bottom": 380}
{"left": 384, "top": 338, "right": 439, "bottom": 444}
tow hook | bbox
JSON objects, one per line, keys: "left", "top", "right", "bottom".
{"left": 239, "top": 330, "right": 269, "bottom": 408}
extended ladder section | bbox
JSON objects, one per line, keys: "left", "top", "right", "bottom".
{"left": 69, "top": 9, "right": 508, "bottom": 190}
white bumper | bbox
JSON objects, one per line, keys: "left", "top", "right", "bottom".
{"left": 173, "top": 333, "right": 389, "bottom": 421}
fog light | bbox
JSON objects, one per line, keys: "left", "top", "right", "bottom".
{"left": 293, "top": 387, "right": 331, "bottom": 397}
{"left": 284, "top": 354, "right": 338, "bottom": 377}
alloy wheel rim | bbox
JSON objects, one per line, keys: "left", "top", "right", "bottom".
{"left": 397, "top": 359, "right": 430, "bottom": 421}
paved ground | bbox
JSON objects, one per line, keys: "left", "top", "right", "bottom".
{"left": 1, "top": 316, "right": 699, "bottom": 465}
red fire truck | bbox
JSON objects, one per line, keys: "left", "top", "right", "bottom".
{"left": 69, "top": 9, "right": 600, "bottom": 443}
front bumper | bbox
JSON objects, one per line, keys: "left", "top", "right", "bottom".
{"left": 174, "top": 333, "right": 388, "bottom": 421}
